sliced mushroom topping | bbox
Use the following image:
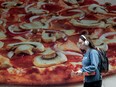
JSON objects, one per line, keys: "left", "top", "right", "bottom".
{"left": 8, "top": 25, "right": 21, "bottom": 32}
{"left": 61, "top": 29, "right": 76, "bottom": 36}
{"left": 64, "top": 0, "right": 84, "bottom": 5}
{"left": 25, "top": 2, "right": 48, "bottom": 14}
{"left": 28, "top": 8, "right": 47, "bottom": 14}
{"left": 104, "top": 2, "right": 112, "bottom": 7}
{"left": 91, "top": 32, "right": 116, "bottom": 51}
{"left": 42, "top": 30, "right": 56, "bottom": 43}
{"left": 105, "top": 37, "right": 116, "bottom": 44}
{"left": 88, "top": 4, "right": 108, "bottom": 14}
{"left": 7, "top": 42, "right": 45, "bottom": 51}
{"left": 8, "top": 25, "right": 32, "bottom": 36}
{"left": 90, "top": 37, "right": 108, "bottom": 51}
{"left": 14, "top": 44, "right": 34, "bottom": 55}
{"left": 70, "top": 19, "right": 111, "bottom": 28}
{"left": 42, "top": 48, "right": 57, "bottom": 59}
{"left": 99, "top": 32, "right": 116, "bottom": 44}
{"left": 33, "top": 52, "right": 67, "bottom": 68}
{"left": 29, "top": 15, "right": 40, "bottom": 22}
{"left": 7, "top": 42, "right": 45, "bottom": 57}
{"left": 55, "top": 31, "right": 68, "bottom": 41}
{"left": 64, "top": 0, "right": 78, "bottom": 5}
{"left": 99, "top": 32, "right": 116, "bottom": 40}
{"left": 106, "top": 17, "right": 116, "bottom": 26}
{"left": 1, "top": 1, "right": 17, "bottom": 8}
{"left": 25, "top": 3, "right": 35, "bottom": 13}
{"left": 7, "top": 51, "right": 15, "bottom": 58}
{"left": 77, "top": 0, "right": 84, "bottom": 3}
{"left": 19, "top": 21, "right": 49, "bottom": 30}
{"left": 42, "top": 30, "right": 68, "bottom": 43}
{"left": 13, "top": 36, "right": 27, "bottom": 42}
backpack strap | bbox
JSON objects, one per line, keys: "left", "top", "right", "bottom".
{"left": 88, "top": 49, "right": 92, "bottom": 59}
{"left": 88, "top": 49, "right": 92, "bottom": 63}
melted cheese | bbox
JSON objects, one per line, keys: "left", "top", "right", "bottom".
{"left": 55, "top": 40, "right": 80, "bottom": 52}
{"left": 0, "top": 55, "right": 12, "bottom": 68}
{"left": 7, "top": 67, "right": 26, "bottom": 75}
{"left": 0, "top": 41, "right": 4, "bottom": 48}
{"left": 70, "top": 62, "right": 82, "bottom": 67}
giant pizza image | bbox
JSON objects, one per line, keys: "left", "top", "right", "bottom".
{"left": 0, "top": 0, "right": 116, "bottom": 85}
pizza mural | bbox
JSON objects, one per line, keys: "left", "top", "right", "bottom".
{"left": 0, "top": 0, "right": 116, "bottom": 85}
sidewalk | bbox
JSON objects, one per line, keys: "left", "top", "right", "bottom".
{"left": 0, "top": 74, "right": 116, "bottom": 87}
{"left": 59, "top": 74, "right": 116, "bottom": 87}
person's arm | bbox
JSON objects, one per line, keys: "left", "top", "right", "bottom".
{"left": 81, "top": 50, "right": 99, "bottom": 73}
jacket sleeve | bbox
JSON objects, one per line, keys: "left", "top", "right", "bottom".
{"left": 81, "top": 50, "right": 99, "bottom": 73}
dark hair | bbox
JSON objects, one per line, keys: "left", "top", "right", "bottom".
{"left": 80, "top": 35, "right": 96, "bottom": 49}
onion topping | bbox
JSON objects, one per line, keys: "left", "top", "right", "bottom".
{"left": 60, "top": 50, "right": 83, "bottom": 57}
{"left": 58, "top": 9, "right": 85, "bottom": 19}
{"left": 99, "top": 32, "right": 116, "bottom": 40}
{"left": 29, "top": 15, "right": 40, "bottom": 22}
{"left": 25, "top": 3, "right": 35, "bottom": 13}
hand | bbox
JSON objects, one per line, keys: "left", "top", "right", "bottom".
{"left": 76, "top": 69, "right": 83, "bottom": 75}
{"left": 71, "top": 70, "right": 75, "bottom": 77}
{"left": 71, "top": 69, "right": 83, "bottom": 77}
{"left": 84, "top": 72, "right": 96, "bottom": 76}
{"left": 71, "top": 70, "right": 77, "bottom": 77}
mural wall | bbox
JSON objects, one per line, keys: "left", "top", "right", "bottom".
{"left": 0, "top": 0, "right": 116, "bottom": 86}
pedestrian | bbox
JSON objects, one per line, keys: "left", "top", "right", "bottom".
{"left": 72, "top": 35, "right": 102, "bottom": 87}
